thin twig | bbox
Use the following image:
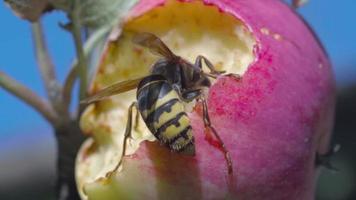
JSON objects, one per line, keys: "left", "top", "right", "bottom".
{"left": 0, "top": 71, "right": 58, "bottom": 125}
{"left": 63, "top": 65, "right": 78, "bottom": 113}
{"left": 31, "top": 21, "right": 59, "bottom": 102}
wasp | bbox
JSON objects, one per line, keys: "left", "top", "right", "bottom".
{"left": 82, "top": 32, "right": 233, "bottom": 174}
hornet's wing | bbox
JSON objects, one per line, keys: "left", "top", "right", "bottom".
{"left": 133, "top": 32, "right": 177, "bottom": 60}
{"left": 81, "top": 77, "right": 144, "bottom": 104}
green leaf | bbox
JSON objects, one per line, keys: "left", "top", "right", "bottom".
{"left": 78, "top": 0, "right": 139, "bottom": 81}
{"left": 50, "top": 0, "right": 138, "bottom": 29}
{"left": 76, "top": 0, "right": 138, "bottom": 29}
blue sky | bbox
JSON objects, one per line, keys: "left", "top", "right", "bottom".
{"left": 0, "top": 7, "right": 74, "bottom": 138}
{"left": 0, "top": 0, "right": 355, "bottom": 140}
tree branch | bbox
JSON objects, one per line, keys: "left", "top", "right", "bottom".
{"left": 31, "top": 21, "right": 60, "bottom": 102}
{"left": 0, "top": 71, "right": 58, "bottom": 125}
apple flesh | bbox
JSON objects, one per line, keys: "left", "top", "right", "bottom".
{"left": 77, "top": 0, "right": 335, "bottom": 199}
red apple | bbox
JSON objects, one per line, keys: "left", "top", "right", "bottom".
{"left": 77, "top": 0, "right": 335, "bottom": 199}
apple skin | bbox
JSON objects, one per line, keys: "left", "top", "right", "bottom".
{"left": 81, "top": 0, "right": 335, "bottom": 199}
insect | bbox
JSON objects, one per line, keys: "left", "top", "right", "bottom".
{"left": 82, "top": 32, "right": 233, "bottom": 174}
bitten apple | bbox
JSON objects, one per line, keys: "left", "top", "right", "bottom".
{"left": 77, "top": 0, "right": 335, "bottom": 199}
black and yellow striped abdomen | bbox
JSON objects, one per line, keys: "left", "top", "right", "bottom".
{"left": 137, "top": 75, "right": 195, "bottom": 155}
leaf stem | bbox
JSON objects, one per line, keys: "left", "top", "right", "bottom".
{"left": 70, "top": 0, "right": 88, "bottom": 104}
{"left": 0, "top": 71, "right": 58, "bottom": 125}
{"left": 63, "top": 65, "right": 78, "bottom": 113}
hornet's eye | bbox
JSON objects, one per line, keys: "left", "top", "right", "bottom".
{"left": 201, "top": 77, "right": 211, "bottom": 87}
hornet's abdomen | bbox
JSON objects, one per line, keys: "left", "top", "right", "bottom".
{"left": 137, "top": 75, "right": 195, "bottom": 155}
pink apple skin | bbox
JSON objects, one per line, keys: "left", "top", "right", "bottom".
{"left": 86, "top": 0, "right": 335, "bottom": 199}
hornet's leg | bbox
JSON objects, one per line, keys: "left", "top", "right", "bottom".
{"left": 315, "top": 144, "right": 340, "bottom": 171}
{"left": 110, "top": 102, "right": 138, "bottom": 175}
{"left": 195, "top": 55, "right": 242, "bottom": 80}
{"left": 200, "top": 97, "right": 233, "bottom": 175}
{"left": 194, "top": 55, "right": 226, "bottom": 76}
{"left": 121, "top": 102, "right": 138, "bottom": 160}
{"left": 134, "top": 105, "right": 140, "bottom": 132}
